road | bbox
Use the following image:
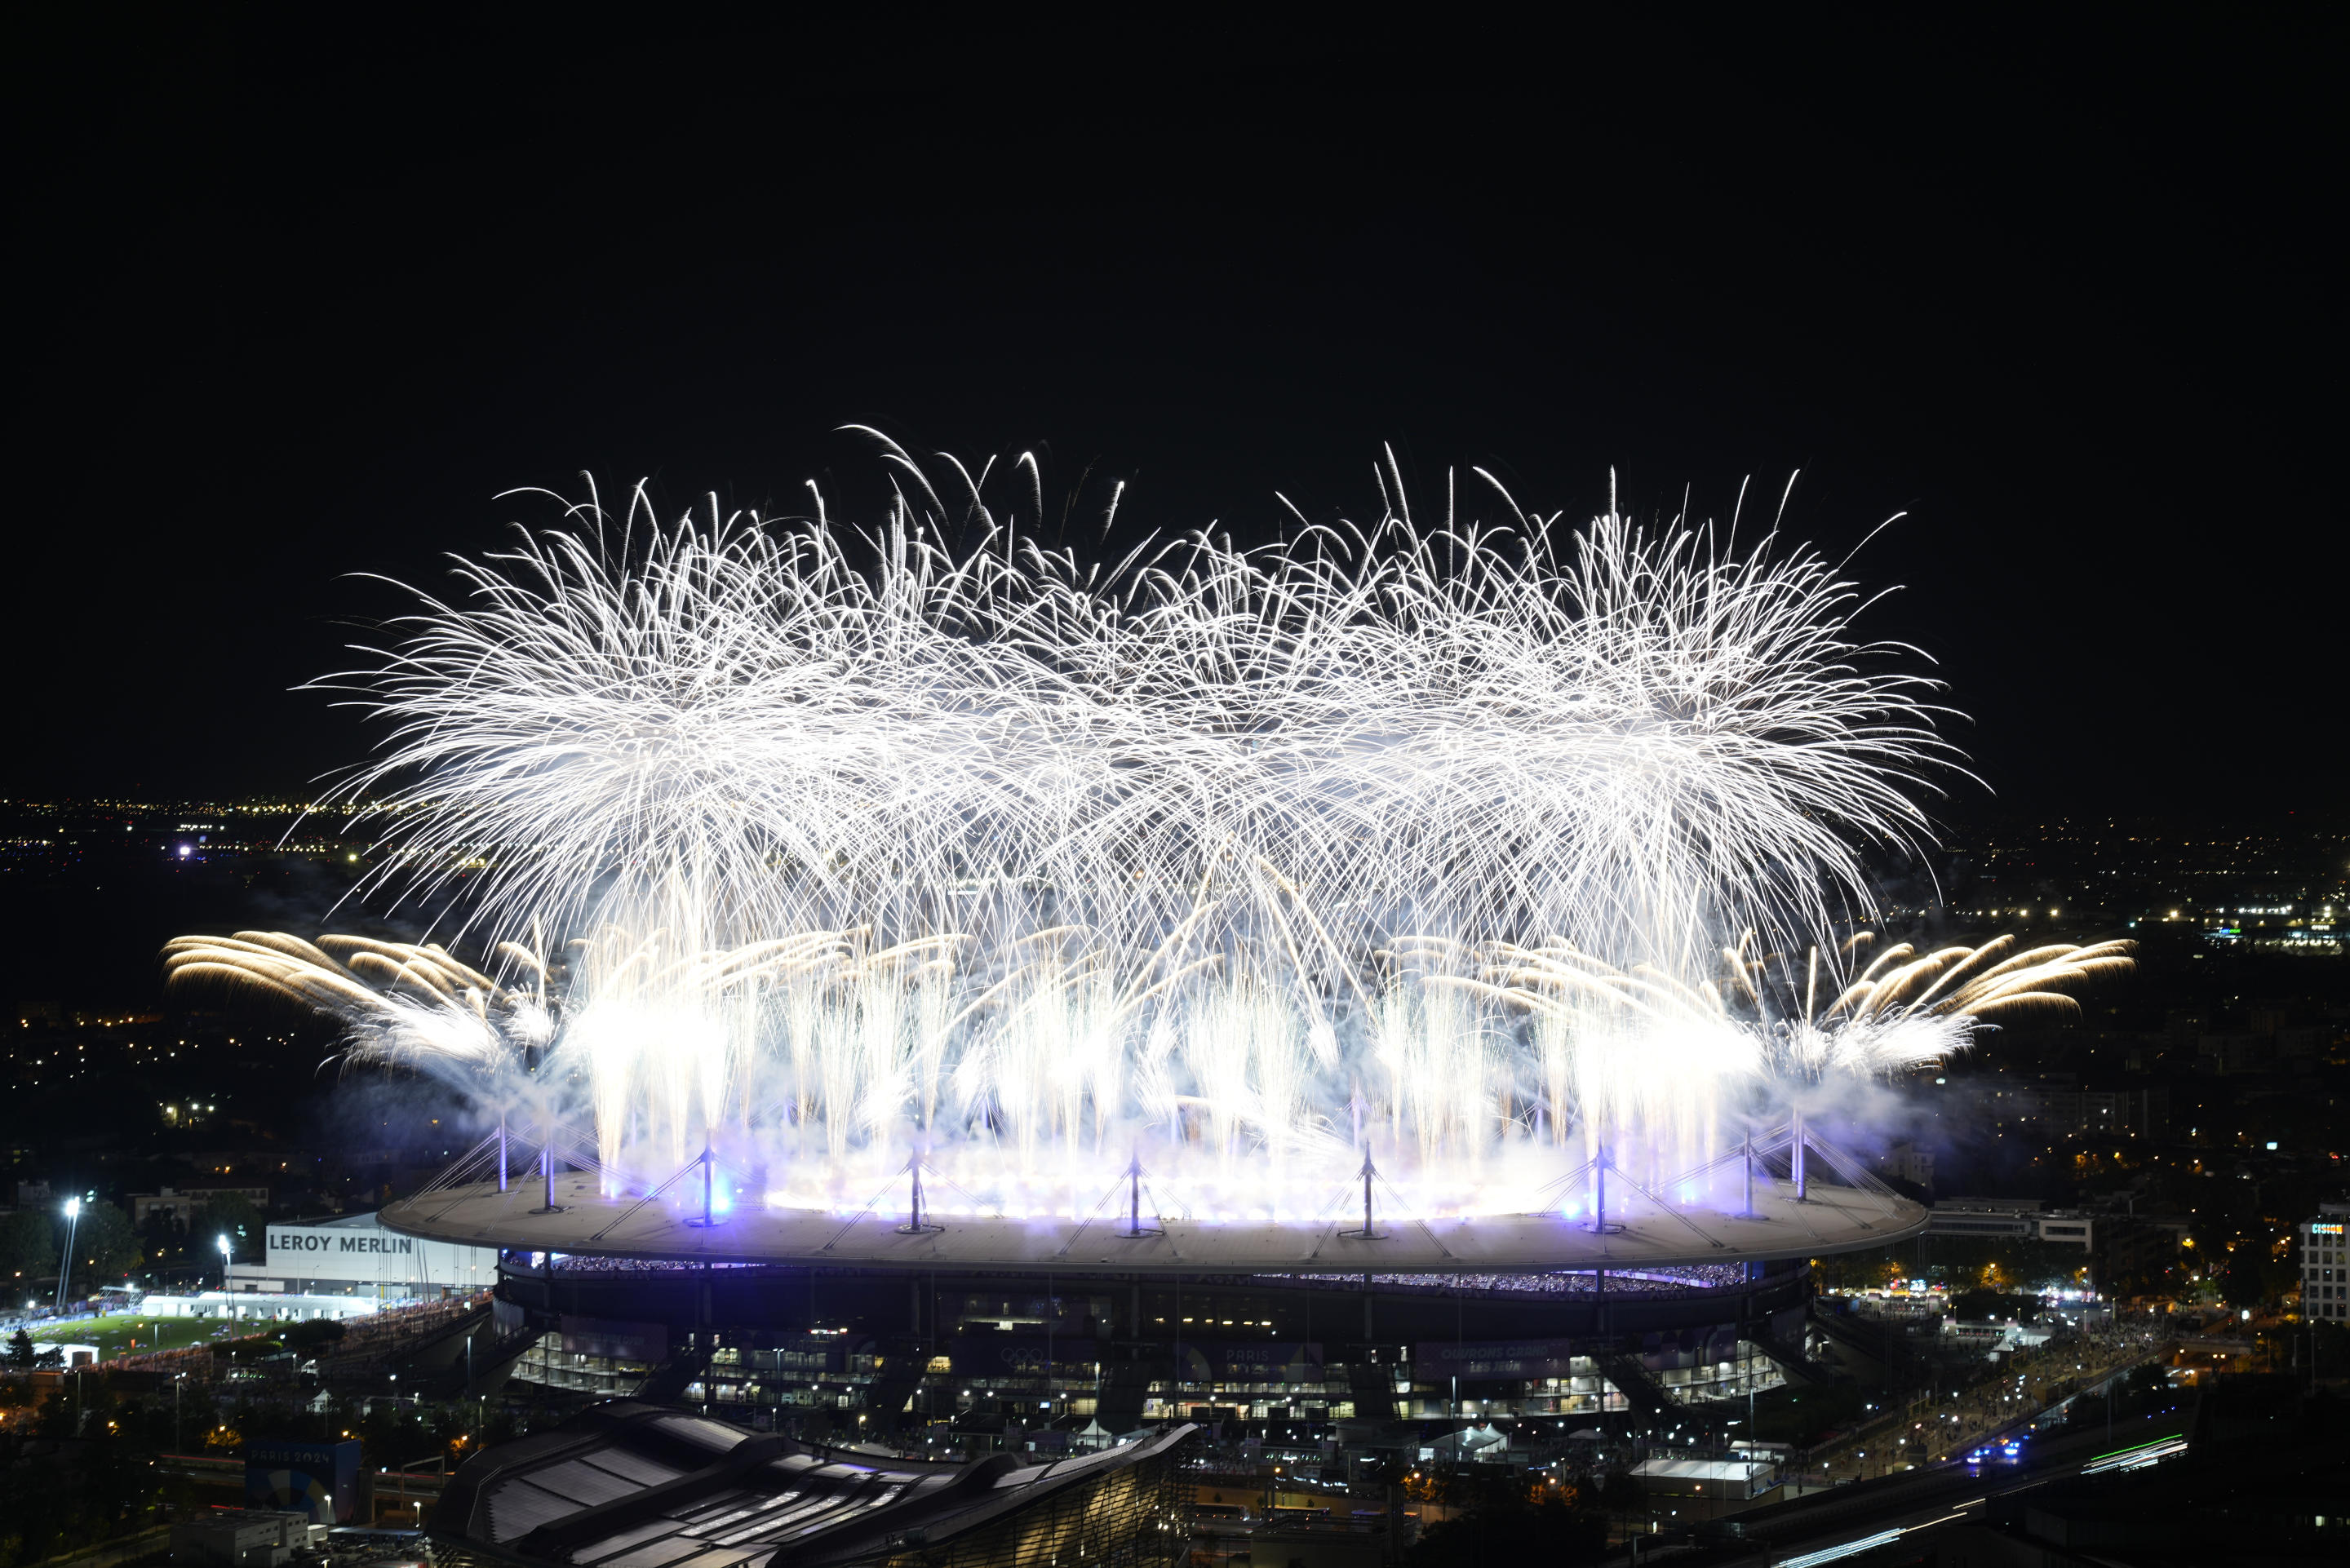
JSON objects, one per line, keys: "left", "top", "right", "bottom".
{"left": 1792, "top": 1323, "right": 2167, "bottom": 1484}
{"left": 1695, "top": 1413, "right": 2188, "bottom": 1567}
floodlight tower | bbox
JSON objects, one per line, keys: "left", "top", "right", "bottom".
{"left": 216, "top": 1234, "right": 233, "bottom": 1291}
{"left": 55, "top": 1195, "right": 82, "bottom": 1310}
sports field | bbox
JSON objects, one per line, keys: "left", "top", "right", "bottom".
{"left": 28, "top": 1311, "right": 230, "bottom": 1361}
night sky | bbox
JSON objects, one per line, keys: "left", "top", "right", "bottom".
{"left": 15, "top": 11, "right": 2339, "bottom": 818}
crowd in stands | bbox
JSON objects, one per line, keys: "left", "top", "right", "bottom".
{"left": 545, "top": 1253, "right": 730, "bottom": 1273}
{"left": 1258, "top": 1264, "right": 1753, "bottom": 1297}
{"left": 536, "top": 1251, "right": 1756, "bottom": 1296}
{"left": 316, "top": 1292, "right": 487, "bottom": 1364}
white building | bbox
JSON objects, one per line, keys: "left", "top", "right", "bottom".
{"left": 224, "top": 1211, "right": 502, "bottom": 1301}
{"left": 140, "top": 1291, "right": 377, "bottom": 1322}
{"left": 2036, "top": 1213, "right": 2094, "bottom": 1250}
{"left": 1878, "top": 1141, "right": 1935, "bottom": 1190}
{"left": 1922, "top": 1198, "right": 2093, "bottom": 1249}
{"left": 2300, "top": 1202, "right": 2350, "bottom": 1324}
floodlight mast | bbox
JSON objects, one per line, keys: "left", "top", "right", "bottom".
{"left": 1115, "top": 1154, "right": 1160, "bottom": 1240}
{"left": 1793, "top": 1110, "right": 1808, "bottom": 1202}
{"left": 56, "top": 1196, "right": 82, "bottom": 1310}
{"left": 1337, "top": 1154, "right": 1387, "bottom": 1241}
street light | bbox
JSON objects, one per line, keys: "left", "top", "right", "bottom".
{"left": 56, "top": 1197, "right": 84, "bottom": 1312}
{"left": 216, "top": 1234, "right": 233, "bottom": 1291}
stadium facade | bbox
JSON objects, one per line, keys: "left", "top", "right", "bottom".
{"left": 384, "top": 1145, "right": 1910, "bottom": 1458}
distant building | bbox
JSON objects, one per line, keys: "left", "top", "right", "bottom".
{"left": 1924, "top": 1197, "right": 2040, "bottom": 1241}
{"left": 2086, "top": 1207, "right": 2189, "bottom": 1290}
{"left": 1981, "top": 1084, "right": 2043, "bottom": 1124}
{"left": 1922, "top": 1198, "right": 2094, "bottom": 1250}
{"left": 2274, "top": 1024, "right": 2329, "bottom": 1058}
{"left": 130, "top": 1184, "right": 272, "bottom": 1228}
{"left": 2036, "top": 1086, "right": 2168, "bottom": 1138}
{"left": 2300, "top": 1203, "right": 2350, "bottom": 1324}
{"left": 1877, "top": 1141, "right": 1935, "bottom": 1191}
{"left": 2198, "top": 1033, "right": 2272, "bottom": 1074}
{"left": 2251, "top": 923, "right": 2343, "bottom": 955}
{"left": 169, "top": 1508, "right": 321, "bottom": 1567}
{"left": 2036, "top": 1214, "right": 2094, "bottom": 1250}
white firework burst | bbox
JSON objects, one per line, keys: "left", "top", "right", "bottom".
{"left": 162, "top": 448, "right": 2125, "bottom": 1216}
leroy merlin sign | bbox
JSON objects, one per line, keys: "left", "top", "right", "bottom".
{"left": 270, "top": 1231, "right": 416, "bottom": 1255}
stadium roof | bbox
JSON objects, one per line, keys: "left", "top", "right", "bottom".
{"left": 431, "top": 1400, "right": 1193, "bottom": 1568}
{"left": 385, "top": 1167, "right": 1922, "bottom": 1273}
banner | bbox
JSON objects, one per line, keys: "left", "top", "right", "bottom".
{"left": 1413, "top": 1339, "right": 1582, "bottom": 1380}
{"left": 244, "top": 1438, "right": 361, "bottom": 1523}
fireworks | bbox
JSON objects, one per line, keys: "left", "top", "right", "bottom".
{"left": 168, "top": 452, "right": 2127, "bottom": 1220}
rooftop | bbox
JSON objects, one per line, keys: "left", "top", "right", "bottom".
{"left": 432, "top": 1400, "right": 1195, "bottom": 1568}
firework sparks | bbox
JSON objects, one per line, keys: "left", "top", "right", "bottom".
{"left": 166, "top": 454, "right": 2126, "bottom": 1216}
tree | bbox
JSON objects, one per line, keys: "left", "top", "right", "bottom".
{"left": 0, "top": 1207, "right": 55, "bottom": 1284}
{"left": 202, "top": 1193, "right": 266, "bottom": 1263}
{"left": 69, "top": 1202, "right": 144, "bottom": 1285}
{"left": 2219, "top": 1256, "right": 2267, "bottom": 1312}
{"left": 139, "top": 1207, "right": 187, "bottom": 1264}
{"left": 211, "top": 1335, "right": 281, "bottom": 1364}
{"left": 282, "top": 1318, "right": 347, "bottom": 1356}
{"left": 1953, "top": 1290, "right": 2042, "bottom": 1323}
{"left": 1598, "top": 1468, "right": 1646, "bottom": 1520}
{"left": 6, "top": 1329, "right": 33, "bottom": 1370}
{"left": 1408, "top": 1468, "right": 1609, "bottom": 1565}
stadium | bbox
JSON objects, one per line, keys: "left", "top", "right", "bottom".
{"left": 377, "top": 1115, "right": 1915, "bottom": 1451}
{"left": 162, "top": 458, "right": 2123, "bottom": 1515}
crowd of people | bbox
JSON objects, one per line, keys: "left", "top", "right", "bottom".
{"left": 1259, "top": 1265, "right": 1751, "bottom": 1299}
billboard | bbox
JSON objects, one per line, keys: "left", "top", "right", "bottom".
{"left": 1413, "top": 1338, "right": 1585, "bottom": 1380}
{"left": 245, "top": 1437, "right": 362, "bottom": 1524}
